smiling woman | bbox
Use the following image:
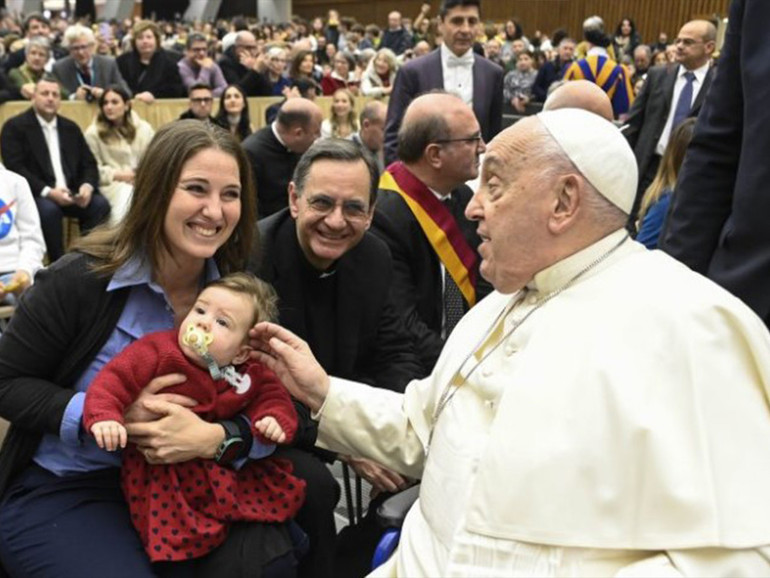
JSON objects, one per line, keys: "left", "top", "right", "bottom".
{"left": 0, "top": 121, "right": 302, "bottom": 577}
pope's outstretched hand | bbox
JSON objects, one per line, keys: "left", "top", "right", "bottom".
{"left": 249, "top": 322, "right": 330, "bottom": 412}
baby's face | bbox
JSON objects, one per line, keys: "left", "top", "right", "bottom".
{"left": 179, "top": 286, "right": 253, "bottom": 368}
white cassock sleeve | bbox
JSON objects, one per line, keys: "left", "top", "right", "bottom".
{"left": 315, "top": 376, "right": 433, "bottom": 480}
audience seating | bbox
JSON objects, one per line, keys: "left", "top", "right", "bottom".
{"left": 0, "top": 95, "right": 382, "bottom": 139}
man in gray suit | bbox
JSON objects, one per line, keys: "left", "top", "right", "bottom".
{"left": 53, "top": 24, "right": 130, "bottom": 102}
{"left": 623, "top": 19, "right": 716, "bottom": 225}
{"left": 383, "top": 0, "right": 503, "bottom": 165}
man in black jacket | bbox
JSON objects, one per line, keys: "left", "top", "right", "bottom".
{"left": 217, "top": 31, "right": 272, "bottom": 96}
{"left": 660, "top": 0, "right": 770, "bottom": 329}
{"left": 373, "top": 92, "right": 490, "bottom": 374}
{"left": 251, "top": 139, "right": 422, "bottom": 578}
{"left": 242, "top": 98, "right": 323, "bottom": 219}
{"left": 0, "top": 78, "right": 109, "bottom": 261}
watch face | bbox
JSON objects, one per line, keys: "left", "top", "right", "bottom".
{"left": 216, "top": 438, "right": 244, "bottom": 464}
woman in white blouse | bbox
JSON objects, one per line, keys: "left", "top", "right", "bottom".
{"left": 84, "top": 85, "right": 155, "bottom": 225}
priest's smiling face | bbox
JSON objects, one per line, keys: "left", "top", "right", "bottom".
{"left": 289, "top": 158, "right": 374, "bottom": 271}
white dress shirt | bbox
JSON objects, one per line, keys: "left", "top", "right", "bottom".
{"left": 36, "top": 113, "right": 67, "bottom": 197}
{"left": 655, "top": 62, "right": 711, "bottom": 155}
{"left": 441, "top": 43, "right": 474, "bottom": 107}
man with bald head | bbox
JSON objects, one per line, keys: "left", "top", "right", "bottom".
{"left": 217, "top": 30, "right": 272, "bottom": 96}
{"left": 242, "top": 97, "right": 323, "bottom": 218}
{"left": 372, "top": 92, "right": 489, "bottom": 373}
{"left": 543, "top": 78, "right": 614, "bottom": 120}
{"left": 381, "top": 11, "right": 413, "bottom": 55}
{"left": 624, "top": 19, "right": 716, "bottom": 225}
{"left": 254, "top": 107, "right": 770, "bottom": 576}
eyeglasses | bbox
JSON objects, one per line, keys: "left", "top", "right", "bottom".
{"left": 190, "top": 97, "right": 213, "bottom": 104}
{"left": 237, "top": 44, "right": 259, "bottom": 52}
{"left": 305, "top": 194, "right": 370, "bottom": 222}
{"left": 190, "top": 46, "right": 208, "bottom": 53}
{"left": 432, "top": 134, "right": 484, "bottom": 146}
{"left": 69, "top": 44, "right": 91, "bottom": 52}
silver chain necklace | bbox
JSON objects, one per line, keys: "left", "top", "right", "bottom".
{"left": 425, "top": 233, "right": 630, "bottom": 457}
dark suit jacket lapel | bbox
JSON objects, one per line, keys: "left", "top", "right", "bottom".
{"left": 472, "top": 56, "right": 487, "bottom": 129}
{"left": 662, "top": 65, "right": 679, "bottom": 111}
{"left": 692, "top": 66, "right": 714, "bottom": 113}
{"left": 426, "top": 50, "right": 443, "bottom": 90}
{"left": 269, "top": 215, "right": 308, "bottom": 338}
{"left": 23, "top": 109, "right": 56, "bottom": 183}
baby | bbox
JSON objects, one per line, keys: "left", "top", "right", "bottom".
{"left": 83, "top": 272, "right": 305, "bottom": 563}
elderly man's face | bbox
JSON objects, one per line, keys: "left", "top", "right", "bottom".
{"left": 289, "top": 158, "right": 373, "bottom": 270}
{"left": 633, "top": 48, "right": 650, "bottom": 71}
{"left": 69, "top": 35, "right": 94, "bottom": 66}
{"left": 466, "top": 119, "right": 554, "bottom": 293}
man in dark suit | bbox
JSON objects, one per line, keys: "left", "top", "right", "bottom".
{"left": 0, "top": 78, "right": 110, "bottom": 261}
{"left": 532, "top": 36, "right": 576, "bottom": 103}
{"left": 383, "top": 0, "right": 503, "bottom": 165}
{"left": 373, "top": 92, "right": 490, "bottom": 373}
{"left": 52, "top": 24, "right": 130, "bottom": 102}
{"left": 252, "top": 139, "right": 422, "bottom": 578}
{"left": 623, "top": 19, "right": 716, "bottom": 225}
{"left": 660, "top": 0, "right": 770, "bottom": 328}
{"left": 242, "top": 97, "right": 322, "bottom": 219}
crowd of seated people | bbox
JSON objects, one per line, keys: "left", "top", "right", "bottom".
{"left": 0, "top": 3, "right": 729, "bottom": 577}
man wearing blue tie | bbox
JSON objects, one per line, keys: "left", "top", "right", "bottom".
{"left": 623, "top": 19, "right": 716, "bottom": 225}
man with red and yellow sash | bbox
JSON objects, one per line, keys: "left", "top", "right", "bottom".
{"left": 372, "top": 92, "right": 490, "bottom": 373}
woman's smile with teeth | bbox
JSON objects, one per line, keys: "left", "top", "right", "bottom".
{"left": 191, "top": 224, "right": 219, "bottom": 237}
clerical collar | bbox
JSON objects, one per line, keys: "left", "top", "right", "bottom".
{"left": 271, "top": 121, "right": 290, "bottom": 151}
{"left": 527, "top": 228, "right": 631, "bottom": 295}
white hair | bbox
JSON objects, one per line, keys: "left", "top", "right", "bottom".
{"left": 64, "top": 23, "right": 94, "bottom": 47}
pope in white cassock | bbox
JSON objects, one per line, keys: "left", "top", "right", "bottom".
{"left": 253, "top": 108, "right": 770, "bottom": 577}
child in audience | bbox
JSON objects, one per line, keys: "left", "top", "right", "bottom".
{"left": 636, "top": 118, "right": 696, "bottom": 249}
{"left": 83, "top": 272, "right": 305, "bottom": 563}
{"left": 503, "top": 50, "right": 537, "bottom": 114}
{"left": 0, "top": 164, "right": 45, "bottom": 307}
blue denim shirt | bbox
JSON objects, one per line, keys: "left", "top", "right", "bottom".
{"left": 33, "top": 255, "right": 274, "bottom": 475}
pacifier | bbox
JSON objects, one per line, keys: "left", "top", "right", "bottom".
{"left": 182, "top": 324, "right": 214, "bottom": 355}
{"left": 182, "top": 323, "right": 251, "bottom": 394}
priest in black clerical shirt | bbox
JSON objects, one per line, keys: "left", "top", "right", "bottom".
{"left": 250, "top": 139, "right": 423, "bottom": 578}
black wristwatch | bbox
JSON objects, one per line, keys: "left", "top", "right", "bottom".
{"left": 214, "top": 419, "right": 245, "bottom": 465}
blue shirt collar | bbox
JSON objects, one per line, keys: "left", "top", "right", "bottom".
{"left": 107, "top": 254, "right": 221, "bottom": 293}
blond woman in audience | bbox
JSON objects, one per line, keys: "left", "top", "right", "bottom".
{"left": 84, "top": 85, "right": 154, "bottom": 225}
{"left": 320, "top": 87, "right": 358, "bottom": 139}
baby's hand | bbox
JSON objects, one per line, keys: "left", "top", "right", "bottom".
{"left": 254, "top": 416, "right": 286, "bottom": 444}
{"left": 91, "top": 420, "right": 128, "bottom": 451}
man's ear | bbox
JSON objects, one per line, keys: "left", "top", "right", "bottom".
{"left": 425, "top": 143, "right": 442, "bottom": 169}
{"left": 288, "top": 182, "right": 300, "bottom": 219}
{"left": 548, "top": 174, "right": 581, "bottom": 234}
{"left": 232, "top": 344, "right": 252, "bottom": 366}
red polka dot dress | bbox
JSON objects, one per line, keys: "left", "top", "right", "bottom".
{"left": 83, "top": 330, "right": 306, "bottom": 562}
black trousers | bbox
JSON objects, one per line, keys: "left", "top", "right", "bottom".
{"left": 274, "top": 447, "right": 340, "bottom": 578}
